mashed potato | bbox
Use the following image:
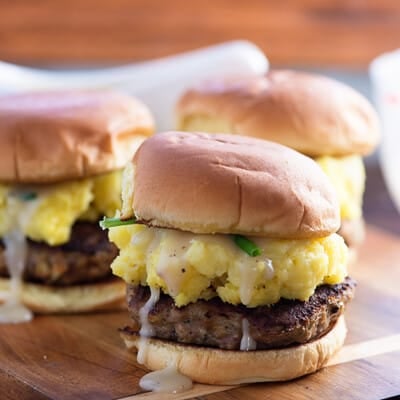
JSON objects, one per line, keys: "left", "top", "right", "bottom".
{"left": 316, "top": 155, "right": 365, "bottom": 220}
{"left": 110, "top": 225, "right": 348, "bottom": 307}
{"left": 0, "top": 170, "right": 121, "bottom": 246}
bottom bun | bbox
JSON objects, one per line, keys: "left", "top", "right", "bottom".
{"left": 0, "top": 277, "right": 126, "bottom": 314}
{"left": 122, "top": 316, "right": 347, "bottom": 384}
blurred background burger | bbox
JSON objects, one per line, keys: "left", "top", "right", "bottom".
{"left": 0, "top": 90, "right": 154, "bottom": 316}
{"left": 176, "top": 70, "right": 381, "bottom": 258}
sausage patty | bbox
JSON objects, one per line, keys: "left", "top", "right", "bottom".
{"left": 123, "top": 277, "right": 356, "bottom": 350}
{"left": 0, "top": 222, "right": 117, "bottom": 285}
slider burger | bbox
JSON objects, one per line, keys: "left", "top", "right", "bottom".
{"left": 106, "top": 131, "right": 355, "bottom": 384}
{"left": 176, "top": 70, "right": 380, "bottom": 257}
{"left": 0, "top": 90, "right": 154, "bottom": 319}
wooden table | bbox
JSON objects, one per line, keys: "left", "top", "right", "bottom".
{"left": 1, "top": 0, "right": 400, "bottom": 67}
{"left": 1, "top": 162, "right": 400, "bottom": 400}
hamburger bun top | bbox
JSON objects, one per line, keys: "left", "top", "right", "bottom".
{"left": 177, "top": 70, "right": 380, "bottom": 157}
{"left": 124, "top": 131, "right": 340, "bottom": 239}
{"left": 0, "top": 90, "right": 154, "bottom": 183}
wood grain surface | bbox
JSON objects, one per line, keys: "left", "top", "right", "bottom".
{"left": 1, "top": 162, "right": 400, "bottom": 400}
{"left": 1, "top": 0, "right": 400, "bottom": 66}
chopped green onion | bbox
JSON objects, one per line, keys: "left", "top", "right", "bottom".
{"left": 233, "top": 235, "right": 261, "bottom": 257}
{"left": 20, "top": 192, "right": 37, "bottom": 201}
{"left": 99, "top": 216, "right": 137, "bottom": 230}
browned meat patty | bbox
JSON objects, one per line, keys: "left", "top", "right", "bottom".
{"left": 0, "top": 222, "right": 117, "bottom": 285}
{"left": 123, "top": 277, "right": 356, "bottom": 350}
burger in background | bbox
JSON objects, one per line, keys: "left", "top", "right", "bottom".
{"left": 0, "top": 90, "right": 154, "bottom": 321}
{"left": 106, "top": 131, "right": 355, "bottom": 386}
{"left": 176, "top": 70, "right": 380, "bottom": 259}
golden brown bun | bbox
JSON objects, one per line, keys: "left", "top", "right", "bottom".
{"left": 0, "top": 277, "right": 126, "bottom": 313}
{"left": 122, "top": 316, "right": 346, "bottom": 384}
{"left": 0, "top": 90, "right": 154, "bottom": 183}
{"left": 177, "top": 70, "right": 380, "bottom": 156}
{"left": 127, "top": 131, "right": 340, "bottom": 239}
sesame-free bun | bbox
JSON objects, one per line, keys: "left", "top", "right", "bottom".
{"left": 125, "top": 131, "right": 340, "bottom": 239}
{"left": 0, "top": 277, "right": 126, "bottom": 313}
{"left": 122, "top": 315, "right": 346, "bottom": 384}
{"left": 177, "top": 70, "right": 380, "bottom": 157}
{"left": 0, "top": 90, "right": 154, "bottom": 183}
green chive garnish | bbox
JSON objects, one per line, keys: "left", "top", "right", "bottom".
{"left": 99, "top": 216, "right": 137, "bottom": 230}
{"left": 233, "top": 235, "right": 261, "bottom": 257}
{"left": 20, "top": 192, "right": 37, "bottom": 201}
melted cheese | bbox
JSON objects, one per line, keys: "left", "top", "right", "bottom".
{"left": 110, "top": 225, "right": 348, "bottom": 307}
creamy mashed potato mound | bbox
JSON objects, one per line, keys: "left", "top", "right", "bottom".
{"left": 110, "top": 225, "right": 348, "bottom": 307}
{"left": 0, "top": 170, "right": 121, "bottom": 246}
{"left": 316, "top": 155, "right": 365, "bottom": 220}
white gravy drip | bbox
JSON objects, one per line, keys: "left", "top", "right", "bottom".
{"left": 131, "top": 228, "right": 153, "bottom": 247}
{"left": 139, "top": 363, "right": 193, "bottom": 393}
{"left": 238, "top": 256, "right": 275, "bottom": 306}
{"left": 144, "top": 228, "right": 161, "bottom": 267}
{"left": 137, "top": 286, "right": 160, "bottom": 365}
{"left": 240, "top": 318, "right": 257, "bottom": 351}
{"left": 263, "top": 258, "right": 275, "bottom": 280}
{"left": 135, "top": 244, "right": 193, "bottom": 394}
{"left": 137, "top": 229, "right": 238, "bottom": 298}
{"left": 0, "top": 229, "right": 32, "bottom": 323}
{"left": 0, "top": 193, "right": 39, "bottom": 324}
{"left": 132, "top": 229, "right": 276, "bottom": 390}
{"left": 155, "top": 230, "right": 192, "bottom": 296}
{"left": 194, "top": 233, "right": 238, "bottom": 251}
{"left": 237, "top": 237, "right": 275, "bottom": 305}
{"left": 238, "top": 256, "right": 258, "bottom": 306}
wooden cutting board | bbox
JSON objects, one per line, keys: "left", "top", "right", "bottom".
{"left": 1, "top": 166, "right": 400, "bottom": 400}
